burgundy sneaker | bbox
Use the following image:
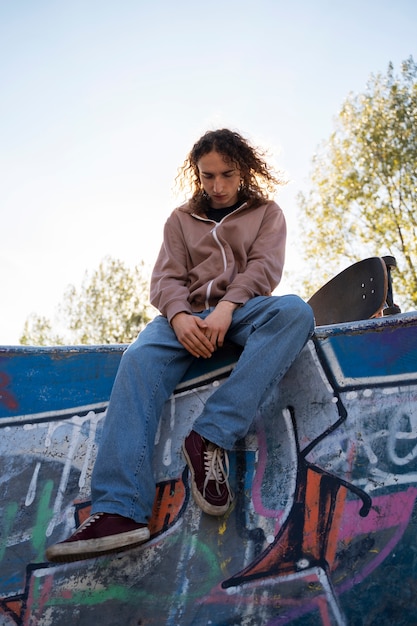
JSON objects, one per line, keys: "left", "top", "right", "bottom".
{"left": 45, "top": 513, "right": 150, "bottom": 563}
{"left": 183, "top": 430, "right": 233, "bottom": 516}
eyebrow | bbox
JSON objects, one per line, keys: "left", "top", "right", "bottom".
{"left": 200, "top": 168, "right": 236, "bottom": 175}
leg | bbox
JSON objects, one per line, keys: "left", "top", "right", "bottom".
{"left": 46, "top": 316, "right": 194, "bottom": 562}
{"left": 195, "top": 295, "right": 314, "bottom": 448}
{"left": 183, "top": 295, "right": 314, "bottom": 516}
{"left": 91, "top": 315, "right": 195, "bottom": 522}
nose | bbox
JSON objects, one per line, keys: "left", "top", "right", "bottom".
{"left": 213, "top": 176, "right": 223, "bottom": 193}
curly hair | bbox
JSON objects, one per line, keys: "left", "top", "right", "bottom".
{"left": 176, "top": 129, "right": 284, "bottom": 210}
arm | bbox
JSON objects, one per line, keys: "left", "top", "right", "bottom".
{"left": 220, "top": 202, "right": 286, "bottom": 306}
{"left": 150, "top": 214, "right": 194, "bottom": 322}
{"left": 150, "top": 213, "right": 221, "bottom": 358}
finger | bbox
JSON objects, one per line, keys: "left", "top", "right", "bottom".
{"left": 184, "top": 335, "right": 213, "bottom": 359}
{"left": 198, "top": 330, "right": 216, "bottom": 351}
{"left": 195, "top": 317, "right": 209, "bottom": 333}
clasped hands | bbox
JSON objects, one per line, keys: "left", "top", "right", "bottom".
{"left": 171, "top": 301, "right": 238, "bottom": 359}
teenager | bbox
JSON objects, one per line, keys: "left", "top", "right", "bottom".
{"left": 46, "top": 128, "right": 314, "bottom": 562}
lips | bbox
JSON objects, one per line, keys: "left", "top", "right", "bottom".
{"left": 212, "top": 195, "right": 228, "bottom": 204}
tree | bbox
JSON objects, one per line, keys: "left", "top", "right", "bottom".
{"left": 20, "top": 256, "right": 155, "bottom": 345}
{"left": 297, "top": 57, "right": 417, "bottom": 310}
{"left": 20, "top": 315, "right": 65, "bottom": 346}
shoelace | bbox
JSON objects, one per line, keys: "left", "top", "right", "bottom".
{"left": 73, "top": 512, "right": 103, "bottom": 536}
{"left": 203, "top": 445, "right": 231, "bottom": 497}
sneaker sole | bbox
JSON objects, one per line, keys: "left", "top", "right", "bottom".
{"left": 182, "top": 444, "right": 233, "bottom": 516}
{"left": 45, "top": 526, "right": 150, "bottom": 563}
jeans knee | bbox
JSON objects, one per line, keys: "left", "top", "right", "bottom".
{"left": 281, "top": 295, "right": 315, "bottom": 330}
{"left": 119, "top": 334, "right": 149, "bottom": 373}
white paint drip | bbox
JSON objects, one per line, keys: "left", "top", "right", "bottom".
{"left": 163, "top": 438, "right": 172, "bottom": 466}
{"left": 25, "top": 461, "right": 41, "bottom": 506}
{"left": 78, "top": 411, "right": 102, "bottom": 488}
{"left": 46, "top": 418, "right": 83, "bottom": 536}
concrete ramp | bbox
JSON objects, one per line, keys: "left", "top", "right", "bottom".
{"left": 1, "top": 314, "right": 417, "bottom": 625}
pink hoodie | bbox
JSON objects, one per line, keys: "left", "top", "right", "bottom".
{"left": 150, "top": 199, "right": 286, "bottom": 323}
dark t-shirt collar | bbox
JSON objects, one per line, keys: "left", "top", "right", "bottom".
{"left": 205, "top": 200, "right": 242, "bottom": 222}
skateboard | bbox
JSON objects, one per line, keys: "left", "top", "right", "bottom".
{"left": 308, "top": 257, "right": 389, "bottom": 326}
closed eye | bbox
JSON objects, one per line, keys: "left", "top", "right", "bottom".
{"left": 201, "top": 170, "right": 236, "bottom": 178}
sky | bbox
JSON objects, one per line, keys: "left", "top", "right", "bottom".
{"left": 1, "top": 0, "right": 416, "bottom": 345}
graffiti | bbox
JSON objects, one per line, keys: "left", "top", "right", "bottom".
{"left": 1, "top": 315, "right": 417, "bottom": 624}
{"left": 0, "top": 371, "right": 18, "bottom": 411}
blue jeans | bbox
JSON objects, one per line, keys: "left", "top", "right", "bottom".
{"left": 91, "top": 295, "right": 314, "bottom": 523}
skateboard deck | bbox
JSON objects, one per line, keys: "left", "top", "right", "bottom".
{"left": 308, "top": 257, "right": 388, "bottom": 326}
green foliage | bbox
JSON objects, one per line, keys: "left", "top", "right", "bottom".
{"left": 298, "top": 57, "right": 417, "bottom": 309}
{"left": 20, "top": 256, "right": 155, "bottom": 345}
{"left": 20, "top": 316, "right": 65, "bottom": 346}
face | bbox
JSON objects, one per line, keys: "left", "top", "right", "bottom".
{"left": 197, "top": 150, "right": 241, "bottom": 209}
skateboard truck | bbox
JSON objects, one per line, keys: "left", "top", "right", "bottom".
{"left": 381, "top": 256, "right": 401, "bottom": 316}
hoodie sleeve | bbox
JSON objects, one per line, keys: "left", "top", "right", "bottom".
{"left": 150, "top": 213, "right": 194, "bottom": 323}
{"left": 220, "top": 201, "right": 286, "bottom": 305}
